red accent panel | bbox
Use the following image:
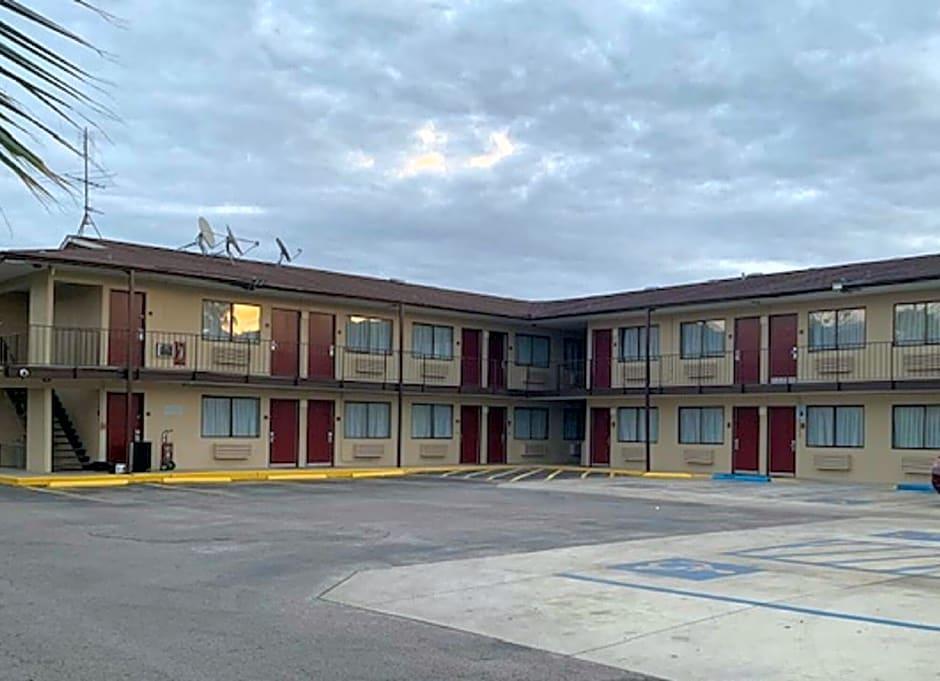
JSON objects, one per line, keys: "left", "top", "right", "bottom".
{"left": 269, "top": 399, "right": 299, "bottom": 466}
{"left": 488, "top": 333, "right": 506, "bottom": 390}
{"left": 308, "top": 313, "right": 335, "bottom": 380}
{"left": 734, "top": 317, "right": 761, "bottom": 384}
{"left": 768, "top": 406, "right": 796, "bottom": 475}
{"left": 487, "top": 407, "right": 506, "bottom": 463}
{"left": 769, "top": 314, "right": 798, "bottom": 380}
{"left": 592, "top": 329, "right": 612, "bottom": 390}
{"left": 590, "top": 408, "right": 610, "bottom": 465}
{"left": 271, "top": 308, "right": 300, "bottom": 377}
{"left": 108, "top": 290, "right": 145, "bottom": 368}
{"left": 461, "top": 329, "right": 482, "bottom": 388}
{"left": 306, "top": 400, "right": 334, "bottom": 465}
{"left": 733, "top": 406, "right": 760, "bottom": 472}
{"left": 106, "top": 392, "right": 143, "bottom": 465}
{"left": 460, "top": 405, "right": 481, "bottom": 464}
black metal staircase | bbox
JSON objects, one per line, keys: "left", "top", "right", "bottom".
{"left": 3, "top": 388, "right": 90, "bottom": 471}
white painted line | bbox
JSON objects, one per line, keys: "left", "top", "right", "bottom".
{"left": 25, "top": 486, "right": 125, "bottom": 504}
{"left": 580, "top": 470, "right": 593, "bottom": 479}
{"left": 487, "top": 467, "right": 525, "bottom": 481}
{"left": 545, "top": 469, "right": 564, "bottom": 481}
{"left": 462, "top": 469, "right": 494, "bottom": 479}
{"left": 440, "top": 469, "right": 465, "bottom": 478}
{"left": 144, "top": 483, "right": 241, "bottom": 498}
{"left": 509, "top": 468, "right": 544, "bottom": 483}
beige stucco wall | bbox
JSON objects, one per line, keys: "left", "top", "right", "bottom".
{"left": 0, "top": 291, "right": 28, "bottom": 335}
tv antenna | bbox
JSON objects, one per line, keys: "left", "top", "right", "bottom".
{"left": 275, "top": 237, "right": 302, "bottom": 265}
{"left": 75, "top": 128, "right": 112, "bottom": 238}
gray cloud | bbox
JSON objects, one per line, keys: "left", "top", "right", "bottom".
{"left": 2, "top": 0, "right": 940, "bottom": 299}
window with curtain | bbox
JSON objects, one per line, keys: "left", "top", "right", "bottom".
{"left": 616, "top": 407, "right": 659, "bottom": 443}
{"left": 516, "top": 334, "right": 550, "bottom": 368}
{"left": 412, "top": 324, "right": 454, "bottom": 359}
{"left": 808, "top": 308, "right": 865, "bottom": 350}
{"left": 894, "top": 303, "right": 940, "bottom": 346}
{"left": 680, "top": 320, "right": 725, "bottom": 358}
{"left": 344, "top": 402, "right": 391, "bottom": 438}
{"left": 619, "top": 326, "right": 660, "bottom": 361}
{"left": 412, "top": 404, "right": 453, "bottom": 439}
{"left": 892, "top": 405, "right": 940, "bottom": 449}
{"left": 201, "top": 396, "right": 259, "bottom": 437}
{"left": 202, "top": 301, "right": 261, "bottom": 343}
{"left": 563, "top": 408, "right": 585, "bottom": 441}
{"left": 346, "top": 317, "right": 392, "bottom": 354}
{"left": 806, "top": 406, "right": 864, "bottom": 447}
{"left": 514, "top": 407, "right": 549, "bottom": 440}
{"left": 678, "top": 407, "right": 724, "bottom": 444}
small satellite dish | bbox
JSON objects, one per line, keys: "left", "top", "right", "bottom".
{"left": 275, "top": 237, "right": 302, "bottom": 266}
{"left": 198, "top": 217, "right": 216, "bottom": 248}
{"left": 226, "top": 225, "right": 244, "bottom": 257}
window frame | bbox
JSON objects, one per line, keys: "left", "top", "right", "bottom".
{"left": 679, "top": 320, "right": 726, "bottom": 359}
{"left": 807, "top": 307, "right": 866, "bottom": 352}
{"left": 412, "top": 323, "right": 454, "bottom": 360}
{"left": 514, "top": 407, "right": 550, "bottom": 440}
{"left": 515, "top": 334, "right": 551, "bottom": 368}
{"left": 346, "top": 316, "right": 393, "bottom": 355}
{"left": 200, "top": 396, "right": 260, "bottom": 438}
{"left": 616, "top": 407, "right": 659, "bottom": 443}
{"left": 805, "top": 405, "right": 865, "bottom": 448}
{"left": 618, "top": 325, "right": 660, "bottom": 362}
{"left": 201, "top": 299, "right": 262, "bottom": 344}
{"left": 893, "top": 302, "right": 940, "bottom": 347}
{"left": 411, "top": 403, "right": 454, "bottom": 440}
{"left": 343, "top": 401, "right": 392, "bottom": 439}
{"left": 678, "top": 406, "right": 725, "bottom": 445}
{"left": 891, "top": 405, "right": 940, "bottom": 450}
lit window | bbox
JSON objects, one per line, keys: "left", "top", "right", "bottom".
{"left": 202, "top": 301, "right": 261, "bottom": 343}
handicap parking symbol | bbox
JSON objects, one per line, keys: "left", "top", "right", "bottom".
{"left": 610, "top": 557, "right": 761, "bottom": 581}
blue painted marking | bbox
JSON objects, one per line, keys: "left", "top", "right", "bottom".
{"left": 896, "top": 483, "right": 935, "bottom": 493}
{"left": 558, "top": 572, "right": 940, "bottom": 633}
{"left": 724, "top": 553, "right": 940, "bottom": 580}
{"left": 875, "top": 530, "right": 940, "bottom": 543}
{"left": 610, "top": 557, "right": 761, "bottom": 582}
{"left": 802, "top": 496, "right": 871, "bottom": 506}
{"left": 712, "top": 473, "right": 771, "bottom": 483}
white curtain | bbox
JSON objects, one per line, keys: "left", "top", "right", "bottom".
{"left": 412, "top": 404, "right": 432, "bottom": 438}
{"left": 433, "top": 405, "right": 453, "bottom": 438}
{"left": 895, "top": 304, "right": 925, "bottom": 345}
{"left": 646, "top": 326, "right": 660, "bottom": 359}
{"left": 928, "top": 304, "right": 940, "bottom": 343}
{"left": 370, "top": 321, "right": 392, "bottom": 354}
{"left": 367, "top": 403, "right": 390, "bottom": 438}
{"left": 646, "top": 408, "right": 660, "bottom": 443}
{"left": 433, "top": 326, "right": 453, "bottom": 359}
{"left": 681, "top": 323, "right": 702, "bottom": 358}
{"left": 530, "top": 408, "right": 548, "bottom": 439}
{"left": 809, "top": 311, "right": 836, "bottom": 349}
{"left": 704, "top": 321, "right": 725, "bottom": 356}
{"left": 621, "top": 328, "right": 640, "bottom": 361}
{"left": 926, "top": 406, "right": 940, "bottom": 448}
{"left": 618, "top": 408, "right": 638, "bottom": 441}
{"left": 835, "top": 406, "right": 864, "bottom": 447}
{"left": 680, "top": 408, "right": 700, "bottom": 443}
{"left": 894, "top": 406, "right": 923, "bottom": 448}
{"left": 807, "top": 407, "right": 834, "bottom": 446}
{"left": 532, "top": 338, "right": 550, "bottom": 367}
{"left": 563, "top": 409, "right": 583, "bottom": 440}
{"left": 345, "top": 403, "right": 368, "bottom": 438}
{"left": 201, "top": 397, "right": 230, "bottom": 437}
{"left": 701, "top": 407, "right": 723, "bottom": 443}
{"left": 838, "top": 309, "right": 865, "bottom": 348}
{"left": 231, "top": 398, "right": 259, "bottom": 437}
{"left": 514, "top": 407, "right": 531, "bottom": 439}
{"left": 413, "top": 325, "right": 434, "bottom": 358}
{"left": 347, "top": 319, "right": 369, "bottom": 352}
{"left": 516, "top": 335, "right": 532, "bottom": 365}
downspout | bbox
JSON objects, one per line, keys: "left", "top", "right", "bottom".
{"left": 644, "top": 306, "right": 652, "bottom": 473}
{"left": 125, "top": 268, "right": 135, "bottom": 472}
{"left": 396, "top": 302, "right": 404, "bottom": 468}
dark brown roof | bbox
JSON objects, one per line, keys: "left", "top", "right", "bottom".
{"left": 3, "top": 237, "right": 940, "bottom": 320}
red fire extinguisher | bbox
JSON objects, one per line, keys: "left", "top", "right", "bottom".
{"left": 160, "top": 429, "right": 177, "bottom": 471}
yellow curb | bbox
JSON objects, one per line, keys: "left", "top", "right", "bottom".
{"left": 265, "top": 473, "right": 330, "bottom": 482}
{"left": 160, "top": 476, "right": 234, "bottom": 485}
{"left": 47, "top": 478, "right": 130, "bottom": 489}
{"left": 351, "top": 470, "right": 407, "bottom": 479}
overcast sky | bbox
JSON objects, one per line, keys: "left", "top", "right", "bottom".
{"left": 1, "top": 1, "right": 939, "bottom": 299}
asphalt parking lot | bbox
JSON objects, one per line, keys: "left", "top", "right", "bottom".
{"left": 1, "top": 475, "right": 935, "bottom": 681}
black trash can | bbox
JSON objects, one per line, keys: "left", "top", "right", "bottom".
{"left": 132, "top": 441, "right": 153, "bottom": 473}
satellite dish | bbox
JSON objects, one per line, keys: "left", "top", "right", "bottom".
{"left": 198, "top": 217, "right": 216, "bottom": 248}
{"left": 226, "top": 225, "right": 244, "bottom": 257}
{"left": 276, "top": 237, "right": 302, "bottom": 265}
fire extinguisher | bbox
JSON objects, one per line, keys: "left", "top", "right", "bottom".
{"left": 160, "top": 429, "right": 177, "bottom": 471}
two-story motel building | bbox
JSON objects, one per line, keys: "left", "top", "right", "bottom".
{"left": 2, "top": 236, "right": 940, "bottom": 485}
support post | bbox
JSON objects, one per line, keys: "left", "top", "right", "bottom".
{"left": 396, "top": 303, "right": 404, "bottom": 468}
{"left": 125, "top": 269, "right": 135, "bottom": 472}
{"left": 644, "top": 307, "right": 652, "bottom": 473}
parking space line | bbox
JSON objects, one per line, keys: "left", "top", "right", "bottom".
{"left": 25, "top": 486, "right": 125, "bottom": 504}
{"left": 144, "top": 483, "right": 241, "bottom": 497}
{"left": 545, "top": 469, "right": 563, "bottom": 481}
{"left": 487, "top": 467, "right": 524, "bottom": 481}
{"left": 509, "top": 468, "right": 544, "bottom": 483}
{"left": 580, "top": 470, "right": 594, "bottom": 479}
{"left": 439, "top": 469, "right": 464, "bottom": 478}
{"left": 463, "top": 469, "right": 493, "bottom": 479}
{"left": 558, "top": 572, "right": 940, "bottom": 633}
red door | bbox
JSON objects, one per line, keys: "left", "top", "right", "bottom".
{"left": 733, "top": 407, "right": 760, "bottom": 472}
{"left": 734, "top": 317, "right": 761, "bottom": 384}
{"left": 269, "top": 399, "right": 299, "bottom": 466}
{"left": 108, "top": 291, "right": 145, "bottom": 368}
{"left": 592, "top": 329, "right": 612, "bottom": 390}
{"left": 271, "top": 308, "right": 300, "bottom": 377}
{"left": 768, "top": 406, "right": 796, "bottom": 475}
{"left": 106, "top": 392, "right": 143, "bottom": 465}
{"left": 590, "top": 408, "right": 610, "bottom": 465}
{"left": 488, "top": 333, "right": 506, "bottom": 390}
{"left": 461, "top": 329, "right": 482, "bottom": 388}
{"left": 460, "top": 405, "right": 481, "bottom": 464}
{"left": 769, "top": 314, "right": 798, "bottom": 382}
{"left": 486, "top": 406, "right": 506, "bottom": 463}
{"left": 308, "top": 312, "right": 335, "bottom": 380}
{"left": 306, "top": 400, "right": 334, "bottom": 465}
